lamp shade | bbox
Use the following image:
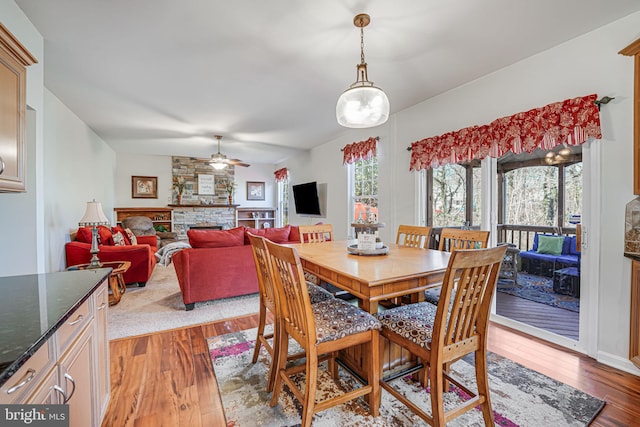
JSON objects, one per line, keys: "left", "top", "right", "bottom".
{"left": 78, "top": 200, "right": 110, "bottom": 226}
{"left": 336, "top": 85, "right": 389, "bottom": 128}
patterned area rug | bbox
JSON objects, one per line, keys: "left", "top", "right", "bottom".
{"left": 108, "top": 265, "right": 260, "bottom": 340}
{"left": 497, "top": 273, "right": 580, "bottom": 312}
{"left": 208, "top": 328, "right": 604, "bottom": 426}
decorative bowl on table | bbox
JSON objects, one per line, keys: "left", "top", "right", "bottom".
{"left": 347, "top": 244, "right": 389, "bottom": 256}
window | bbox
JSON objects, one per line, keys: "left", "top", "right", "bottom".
{"left": 350, "top": 155, "right": 378, "bottom": 223}
{"left": 504, "top": 166, "right": 559, "bottom": 226}
{"left": 277, "top": 178, "right": 289, "bottom": 227}
{"left": 564, "top": 162, "right": 582, "bottom": 227}
{"left": 427, "top": 163, "right": 480, "bottom": 227}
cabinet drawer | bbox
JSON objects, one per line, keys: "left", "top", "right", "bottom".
{"left": 57, "top": 299, "right": 92, "bottom": 354}
{"left": 0, "top": 342, "right": 51, "bottom": 403}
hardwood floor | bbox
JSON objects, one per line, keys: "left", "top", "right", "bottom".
{"left": 496, "top": 291, "right": 579, "bottom": 340}
{"left": 101, "top": 314, "right": 640, "bottom": 427}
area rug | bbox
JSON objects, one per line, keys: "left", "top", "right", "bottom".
{"left": 208, "top": 328, "right": 604, "bottom": 426}
{"left": 497, "top": 273, "right": 580, "bottom": 312}
{"left": 108, "top": 265, "right": 260, "bottom": 340}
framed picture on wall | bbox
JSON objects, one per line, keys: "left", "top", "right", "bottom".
{"left": 132, "top": 176, "right": 158, "bottom": 198}
{"left": 247, "top": 181, "right": 265, "bottom": 201}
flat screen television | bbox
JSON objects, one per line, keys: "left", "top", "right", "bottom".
{"left": 292, "top": 181, "right": 322, "bottom": 216}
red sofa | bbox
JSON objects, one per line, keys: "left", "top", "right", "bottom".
{"left": 173, "top": 225, "right": 300, "bottom": 310}
{"left": 65, "top": 226, "right": 158, "bottom": 286}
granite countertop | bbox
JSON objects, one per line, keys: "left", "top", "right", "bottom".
{"left": 0, "top": 268, "right": 111, "bottom": 387}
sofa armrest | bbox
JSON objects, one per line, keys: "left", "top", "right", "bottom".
{"left": 135, "top": 235, "right": 158, "bottom": 251}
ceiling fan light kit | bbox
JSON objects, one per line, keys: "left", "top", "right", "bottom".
{"left": 336, "top": 13, "right": 390, "bottom": 129}
{"left": 205, "top": 135, "right": 250, "bottom": 169}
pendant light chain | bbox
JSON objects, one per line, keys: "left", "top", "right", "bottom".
{"left": 360, "top": 23, "right": 366, "bottom": 65}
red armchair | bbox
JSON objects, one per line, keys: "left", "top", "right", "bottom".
{"left": 65, "top": 234, "right": 157, "bottom": 286}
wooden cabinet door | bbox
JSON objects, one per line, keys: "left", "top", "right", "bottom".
{"left": 94, "top": 283, "right": 110, "bottom": 419}
{"left": 59, "top": 328, "right": 95, "bottom": 427}
{"left": 26, "top": 368, "right": 60, "bottom": 405}
{"left": 0, "top": 23, "right": 37, "bottom": 192}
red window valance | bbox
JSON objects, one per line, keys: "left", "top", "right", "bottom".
{"left": 274, "top": 167, "right": 289, "bottom": 182}
{"left": 409, "top": 94, "right": 602, "bottom": 171}
{"left": 343, "top": 137, "right": 378, "bottom": 165}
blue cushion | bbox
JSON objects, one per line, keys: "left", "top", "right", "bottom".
{"left": 567, "top": 236, "right": 580, "bottom": 255}
{"left": 519, "top": 251, "right": 558, "bottom": 262}
{"left": 556, "top": 255, "right": 580, "bottom": 267}
{"left": 532, "top": 234, "right": 577, "bottom": 255}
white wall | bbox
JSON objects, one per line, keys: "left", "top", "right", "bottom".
{"left": 0, "top": 3, "right": 43, "bottom": 275}
{"left": 279, "top": 12, "right": 640, "bottom": 371}
{"left": 115, "top": 153, "right": 172, "bottom": 207}
{"left": 234, "top": 163, "right": 277, "bottom": 208}
{"left": 44, "top": 90, "right": 116, "bottom": 271}
{"left": 114, "top": 152, "right": 277, "bottom": 208}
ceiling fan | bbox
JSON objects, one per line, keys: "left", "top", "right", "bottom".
{"left": 201, "top": 135, "right": 250, "bottom": 169}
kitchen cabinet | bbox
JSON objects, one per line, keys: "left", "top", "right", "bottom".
{"left": 0, "top": 23, "right": 37, "bottom": 192}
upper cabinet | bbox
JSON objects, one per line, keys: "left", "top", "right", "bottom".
{"left": 0, "top": 23, "right": 37, "bottom": 192}
{"left": 620, "top": 37, "right": 640, "bottom": 195}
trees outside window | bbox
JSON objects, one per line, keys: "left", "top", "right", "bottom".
{"left": 428, "top": 163, "right": 481, "bottom": 227}
{"left": 350, "top": 156, "right": 378, "bottom": 222}
{"left": 277, "top": 178, "right": 289, "bottom": 227}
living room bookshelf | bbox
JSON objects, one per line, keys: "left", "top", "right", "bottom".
{"left": 114, "top": 207, "right": 173, "bottom": 232}
{"left": 236, "top": 207, "right": 276, "bottom": 229}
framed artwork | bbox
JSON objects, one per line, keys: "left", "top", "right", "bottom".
{"left": 246, "top": 181, "right": 265, "bottom": 201}
{"left": 198, "top": 174, "right": 215, "bottom": 195}
{"left": 132, "top": 176, "right": 158, "bottom": 198}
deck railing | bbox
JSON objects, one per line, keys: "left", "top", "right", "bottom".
{"left": 497, "top": 224, "right": 578, "bottom": 251}
{"left": 429, "top": 225, "right": 577, "bottom": 251}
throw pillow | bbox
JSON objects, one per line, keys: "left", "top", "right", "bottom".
{"left": 112, "top": 231, "right": 126, "bottom": 246}
{"left": 75, "top": 227, "right": 94, "bottom": 244}
{"left": 124, "top": 228, "right": 138, "bottom": 245}
{"left": 536, "top": 235, "right": 565, "bottom": 255}
{"left": 97, "top": 225, "right": 114, "bottom": 245}
{"left": 77, "top": 226, "right": 113, "bottom": 245}
{"left": 188, "top": 226, "right": 245, "bottom": 248}
{"left": 111, "top": 225, "right": 131, "bottom": 245}
{"left": 264, "top": 225, "right": 291, "bottom": 243}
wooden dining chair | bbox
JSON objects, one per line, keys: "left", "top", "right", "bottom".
{"left": 424, "top": 228, "right": 490, "bottom": 305}
{"left": 376, "top": 245, "right": 507, "bottom": 426}
{"left": 298, "top": 224, "right": 333, "bottom": 243}
{"left": 247, "top": 234, "right": 333, "bottom": 392}
{"left": 396, "top": 225, "right": 432, "bottom": 249}
{"left": 438, "top": 228, "right": 490, "bottom": 251}
{"left": 265, "top": 239, "right": 381, "bottom": 427}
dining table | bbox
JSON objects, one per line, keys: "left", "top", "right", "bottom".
{"left": 288, "top": 240, "right": 452, "bottom": 377}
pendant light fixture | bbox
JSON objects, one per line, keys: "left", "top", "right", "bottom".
{"left": 336, "top": 13, "right": 389, "bottom": 128}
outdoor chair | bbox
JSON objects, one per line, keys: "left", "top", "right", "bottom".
{"left": 247, "top": 234, "right": 333, "bottom": 392}
{"left": 375, "top": 245, "right": 507, "bottom": 426}
{"left": 265, "top": 240, "right": 381, "bottom": 427}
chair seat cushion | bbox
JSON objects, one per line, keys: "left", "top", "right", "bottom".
{"left": 307, "top": 282, "right": 334, "bottom": 304}
{"left": 312, "top": 299, "right": 381, "bottom": 344}
{"left": 374, "top": 302, "right": 439, "bottom": 349}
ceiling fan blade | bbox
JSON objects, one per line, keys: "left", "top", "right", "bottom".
{"left": 227, "top": 159, "right": 251, "bottom": 167}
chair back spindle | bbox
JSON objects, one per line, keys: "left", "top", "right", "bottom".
{"left": 395, "top": 225, "right": 432, "bottom": 249}
{"left": 265, "top": 240, "right": 315, "bottom": 348}
{"left": 299, "top": 224, "right": 333, "bottom": 243}
{"left": 438, "top": 228, "right": 490, "bottom": 252}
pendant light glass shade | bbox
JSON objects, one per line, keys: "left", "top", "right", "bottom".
{"left": 336, "top": 14, "right": 389, "bottom": 129}
{"left": 336, "top": 82, "right": 389, "bottom": 128}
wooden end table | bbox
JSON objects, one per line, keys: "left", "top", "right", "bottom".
{"left": 67, "top": 261, "right": 131, "bottom": 305}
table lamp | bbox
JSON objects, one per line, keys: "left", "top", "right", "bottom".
{"left": 78, "top": 199, "right": 110, "bottom": 268}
